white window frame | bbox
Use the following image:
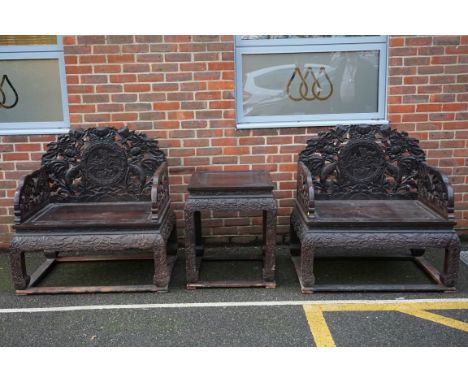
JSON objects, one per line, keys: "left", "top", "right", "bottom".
{"left": 235, "top": 36, "right": 388, "bottom": 129}
{"left": 0, "top": 36, "right": 70, "bottom": 135}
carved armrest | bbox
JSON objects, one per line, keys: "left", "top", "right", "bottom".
{"left": 417, "top": 163, "right": 454, "bottom": 220}
{"left": 151, "top": 161, "right": 170, "bottom": 221}
{"left": 296, "top": 161, "right": 316, "bottom": 217}
{"left": 13, "top": 167, "right": 50, "bottom": 225}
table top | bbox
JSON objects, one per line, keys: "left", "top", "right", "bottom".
{"left": 188, "top": 170, "right": 274, "bottom": 193}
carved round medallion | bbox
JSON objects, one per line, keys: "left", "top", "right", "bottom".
{"left": 338, "top": 141, "right": 385, "bottom": 182}
{"left": 83, "top": 142, "right": 127, "bottom": 186}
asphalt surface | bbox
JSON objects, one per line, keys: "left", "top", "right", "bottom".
{"left": 0, "top": 245, "right": 467, "bottom": 346}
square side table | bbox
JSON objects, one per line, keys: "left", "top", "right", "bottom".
{"left": 184, "top": 170, "right": 277, "bottom": 289}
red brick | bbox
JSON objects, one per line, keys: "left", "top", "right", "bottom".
{"left": 180, "top": 63, "right": 207, "bottom": 71}
{"left": 207, "top": 62, "right": 234, "bottom": 71}
{"left": 405, "top": 36, "right": 432, "bottom": 46}
{"left": 430, "top": 75, "right": 456, "bottom": 85}
{"left": 122, "top": 44, "right": 149, "bottom": 53}
{"left": 195, "top": 72, "right": 221, "bottom": 81}
{"left": 124, "top": 84, "right": 151, "bottom": 92}
{"left": 63, "top": 36, "right": 76, "bottom": 45}
{"left": 442, "top": 103, "right": 467, "bottom": 112}
{"left": 388, "top": 105, "right": 415, "bottom": 113}
{"left": 167, "top": 111, "right": 194, "bottom": 120}
{"left": 183, "top": 139, "right": 209, "bottom": 147}
{"left": 224, "top": 147, "right": 249, "bottom": 155}
{"left": 239, "top": 137, "right": 265, "bottom": 145}
{"left": 110, "top": 74, "right": 137, "bottom": 83}
{"left": 433, "top": 36, "right": 460, "bottom": 45}
{"left": 166, "top": 73, "right": 193, "bottom": 82}
{"left": 93, "top": 45, "right": 120, "bottom": 54}
{"left": 123, "top": 64, "right": 150, "bottom": 73}
{"left": 181, "top": 101, "right": 207, "bottom": 110}
{"left": 96, "top": 85, "right": 123, "bottom": 93}
{"left": 207, "top": 81, "right": 234, "bottom": 90}
{"left": 416, "top": 104, "right": 442, "bottom": 112}
{"left": 69, "top": 104, "right": 96, "bottom": 113}
{"left": 196, "top": 91, "right": 221, "bottom": 100}
{"left": 98, "top": 104, "right": 124, "bottom": 112}
{"left": 84, "top": 114, "right": 111, "bottom": 122}
{"left": 154, "top": 102, "right": 180, "bottom": 110}
{"left": 107, "top": 54, "right": 135, "bottom": 63}
{"left": 107, "top": 36, "right": 134, "bottom": 44}
{"left": 240, "top": 155, "right": 266, "bottom": 164}
{"left": 80, "top": 75, "right": 108, "bottom": 84}
{"left": 165, "top": 53, "right": 191, "bottom": 62}
{"left": 431, "top": 55, "right": 458, "bottom": 65}
{"left": 446, "top": 46, "right": 468, "bottom": 55}
{"left": 79, "top": 55, "right": 106, "bottom": 64}
{"left": 2, "top": 153, "right": 29, "bottom": 161}
{"left": 67, "top": 85, "right": 94, "bottom": 94}
{"left": 169, "top": 148, "right": 196, "bottom": 157}
{"left": 14, "top": 144, "right": 42, "bottom": 152}
{"left": 65, "top": 65, "right": 92, "bottom": 74}
{"left": 197, "top": 146, "right": 223, "bottom": 156}
{"left": 403, "top": 76, "right": 428, "bottom": 85}
{"left": 418, "top": 47, "right": 444, "bottom": 56}
{"left": 209, "top": 100, "right": 235, "bottom": 109}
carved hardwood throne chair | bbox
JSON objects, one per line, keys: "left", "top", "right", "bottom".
{"left": 290, "top": 124, "right": 460, "bottom": 293}
{"left": 10, "top": 126, "right": 177, "bottom": 294}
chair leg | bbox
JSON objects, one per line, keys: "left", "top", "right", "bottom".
{"left": 441, "top": 234, "right": 461, "bottom": 288}
{"left": 10, "top": 248, "right": 30, "bottom": 290}
{"left": 301, "top": 242, "right": 316, "bottom": 288}
{"left": 153, "top": 237, "right": 169, "bottom": 288}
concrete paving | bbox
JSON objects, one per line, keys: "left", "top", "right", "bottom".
{"left": 0, "top": 245, "right": 467, "bottom": 346}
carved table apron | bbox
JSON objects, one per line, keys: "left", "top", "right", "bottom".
{"left": 184, "top": 171, "right": 277, "bottom": 289}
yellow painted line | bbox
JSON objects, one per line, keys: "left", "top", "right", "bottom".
{"left": 303, "top": 305, "right": 336, "bottom": 347}
{"left": 302, "top": 300, "right": 468, "bottom": 346}
{"left": 318, "top": 301, "right": 468, "bottom": 312}
{"left": 397, "top": 308, "right": 468, "bottom": 332}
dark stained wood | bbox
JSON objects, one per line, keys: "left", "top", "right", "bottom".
{"left": 187, "top": 280, "right": 276, "bottom": 289}
{"left": 185, "top": 170, "right": 277, "bottom": 289}
{"left": 10, "top": 126, "right": 178, "bottom": 294}
{"left": 16, "top": 285, "right": 167, "bottom": 295}
{"left": 290, "top": 256, "right": 455, "bottom": 293}
{"left": 290, "top": 123, "right": 461, "bottom": 293}
{"left": 17, "top": 202, "right": 157, "bottom": 231}
{"left": 308, "top": 200, "right": 452, "bottom": 228}
{"left": 188, "top": 170, "right": 274, "bottom": 193}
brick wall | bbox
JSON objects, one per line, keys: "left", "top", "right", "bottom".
{"left": 0, "top": 35, "right": 467, "bottom": 247}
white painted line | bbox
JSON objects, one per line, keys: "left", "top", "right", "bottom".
{"left": 461, "top": 251, "right": 468, "bottom": 266}
{"left": 1, "top": 298, "right": 468, "bottom": 314}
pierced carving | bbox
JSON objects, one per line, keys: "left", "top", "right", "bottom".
{"left": 14, "top": 168, "right": 50, "bottom": 224}
{"left": 418, "top": 163, "right": 454, "bottom": 219}
{"left": 299, "top": 124, "right": 426, "bottom": 200}
{"left": 41, "top": 126, "right": 166, "bottom": 202}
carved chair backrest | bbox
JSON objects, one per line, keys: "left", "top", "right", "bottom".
{"left": 299, "top": 124, "right": 427, "bottom": 200}
{"left": 41, "top": 126, "right": 166, "bottom": 202}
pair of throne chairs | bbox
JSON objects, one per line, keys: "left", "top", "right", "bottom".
{"left": 9, "top": 124, "right": 461, "bottom": 294}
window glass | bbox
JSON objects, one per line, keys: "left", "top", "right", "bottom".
{"left": 0, "top": 35, "right": 69, "bottom": 135}
{"left": 235, "top": 36, "right": 388, "bottom": 128}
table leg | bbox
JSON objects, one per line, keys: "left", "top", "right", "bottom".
{"left": 263, "top": 208, "right": 276, "bottom": 283}
{"left": 194, "top": 211, "right": 204, "bottom": 257}
{"left": 185, "top": 208, "right": 199, "bottom": 284}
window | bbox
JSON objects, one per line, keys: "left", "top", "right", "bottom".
{"left": 235, "top": 36, "right": 388, "bottom": 129}
{"left": 0, "top": 35, "right": 69, "bottom": 135}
